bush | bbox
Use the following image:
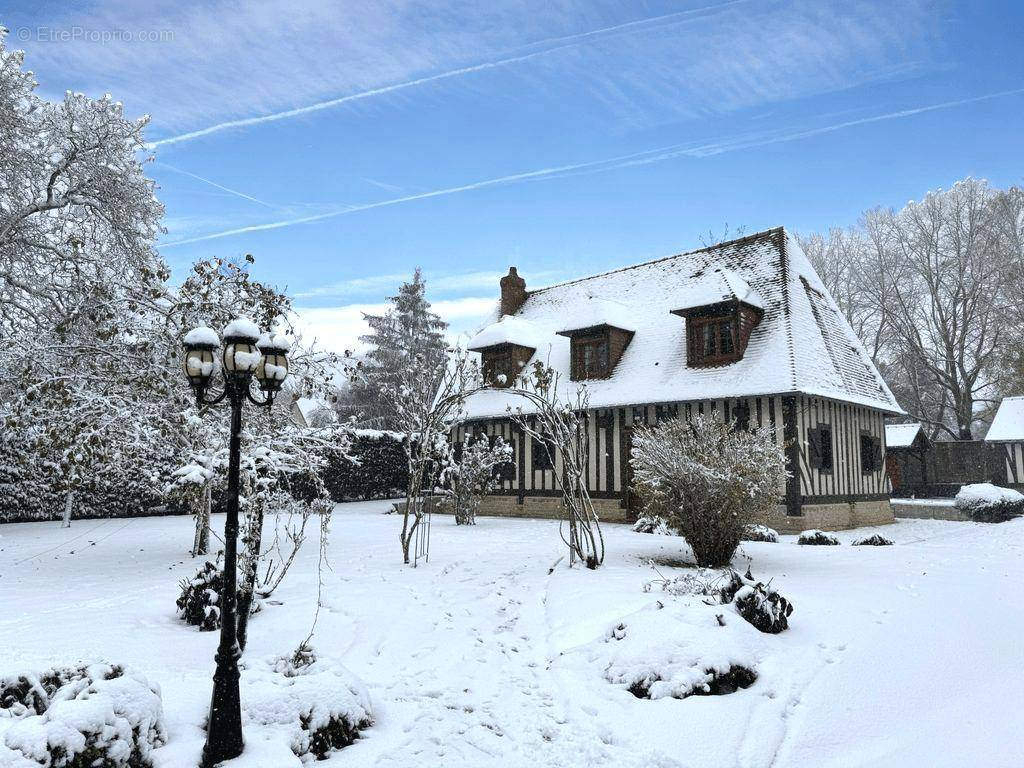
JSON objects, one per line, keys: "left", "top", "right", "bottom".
{"left": 175, "top": 556, "right": 260, "bottom": 631}
{"left": 742, "top": 524, "right": 779, "bottom": 543}
{"left": 954, "top": 483, "right": 1024, "bottom": 523}
{"left": 721, "top": 569, "right": 793, "bottom": 633}
{"left": 322, "top": 429, "right": 408, "bottom": 502}
{"left": 798, "top": 529, "right": 839, "bottom": 545}
{"left": 853, "top": 534, "right": 893, "bottom": 546}
{"left": 0, "top": 663, "right": 166, "bottom": 767}
{"left": 439, "top": 436, "right": 512, "bottom": 525}
{"left": 630, "top": 415, "right": 788, "bottom": 567}
{"left": 244, "top": 647, "right": 372, "bottom": 762}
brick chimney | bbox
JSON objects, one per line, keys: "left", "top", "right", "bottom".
{"left": 499, "top": 266, "right": 527, "bottom": 316}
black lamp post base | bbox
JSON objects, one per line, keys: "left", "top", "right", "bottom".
{"left": 201, "top": 650, "right": 244, "bottom": 767}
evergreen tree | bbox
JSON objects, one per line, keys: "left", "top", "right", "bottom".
{"left": 352, "top": 269, "right": 448, "bottom": 429}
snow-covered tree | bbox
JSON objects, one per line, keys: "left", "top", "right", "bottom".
{"left": 350, "top": 269, "right": 449, "bottom": 429}
{"left": 440, "top": 436, "right": 512, "bottom": 525}
{"left": 508, "top": 362, "right": 604, "bottom": 569}
{"left": 0, "top": 31, "right": 168, "bottom": 522}
{"left": 800, "top": 178, "right": 1023, "bottom": 438}
{"left": 630, "top": 414, "right": 787, "bottom": 568}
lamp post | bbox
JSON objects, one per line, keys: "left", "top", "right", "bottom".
{"left": 181, "top": 318, "right": 290, "bottom": 767}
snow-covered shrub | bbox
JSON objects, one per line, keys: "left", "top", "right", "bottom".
{"left": 717, "top": 569, "right": 794, "bottom": 633}
{"left": 798, "top": 529, "right": 839, "bottom": 545}
{"left": 630, "top": 414, "right": 788, "bottom": 567}
{"left": 632, "top": 516, "right": 679, "bottom": 536}
{"left": 643, "top": 567, "right": 723, "bottom": 597}
{"left": 599, "top": 604, "right": 758, "bottom": 700}
{"left": 853, "top": 534, "right": 894, "bottom": 546}
{"left": 0, "top": 663, "right": 166, "bottom": 767}
{"left": 742, "top": 524, "right": 779, "bottom": 543}
{"left": 175, "top": 556, "right": 260, "bottom": 631}
{"left": 244, "top": 649, "right": 372, "bottom": 763}
{"left": 954, "top": 483, "right": 1024, "bottom": 523}
{"left": 439, "top": 436, "right": 513, "bottom": 525}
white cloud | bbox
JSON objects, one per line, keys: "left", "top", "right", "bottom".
{"left": 294, "top": 295, "right": 496, "bottom": 356}
{"left": 17, "top": 0, "right": 938, "bottom": 140}
{"left": 160, "top": 86, "right": 1024, "bottom": 249}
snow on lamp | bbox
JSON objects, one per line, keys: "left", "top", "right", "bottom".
{"left": 182, "top": 326, "right": 219, "bottom": 392}
{"left": 255, "top": 332, "right": 290, "bottom": 393}
{"left": 221, "top": 317, "right": 262, "bottom": 381}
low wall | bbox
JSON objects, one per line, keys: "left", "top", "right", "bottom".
{"left": 765, "top": 499, "right": 895, "bottom": 533}
{"left": 475, "top": 495, "right": 632, "bottom": 523}
{"left": 890, "top": 499, "right": 966, "bottom": 521}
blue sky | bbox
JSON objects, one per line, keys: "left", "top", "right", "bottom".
{"left": 8, "top": 0, "right": 1024, "bottom": 352}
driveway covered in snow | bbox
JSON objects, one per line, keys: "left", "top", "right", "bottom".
{"left": 1, "top": 504, "right": 1021, "bottom": 767}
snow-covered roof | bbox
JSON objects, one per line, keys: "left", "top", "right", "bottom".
{"left": 671, "top": 267, "right": 765, "bottom": 313}
{"left": 556, "top": 297, "right": 635, "bottom": 334}
{"left": 985, "top": 396, "right": 1024, "bottom": 441}
{"left": 461, "top": 227, "right": 902, "bottom": 419}
{"left": 467, "top": 316, "right": 548, "bottom": 351}
{"left": 886, "top": 422, "right": 924, "bottom": 449}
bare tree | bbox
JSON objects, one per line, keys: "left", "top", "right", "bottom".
{"left": 801, "top": 179, "right": 1020, "bottom": 439}
{"left": 508, "top": 362, "right": 604, "bottom": 569}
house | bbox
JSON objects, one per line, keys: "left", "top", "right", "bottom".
{"left": 985, "top": 396, "right": 1024, "bottom": 488}
{"left": 457, "top": 227, "right": 902, "bottom": 532}
{"left": 884, "top": 422, "right": 931, "bottom": 496}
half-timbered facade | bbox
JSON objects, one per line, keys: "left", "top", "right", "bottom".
{"left": 986, "top": 396, "right": 1024, "bottom": 489}
{"left": 458, "top": 228, "right": 903, "bottom": 531}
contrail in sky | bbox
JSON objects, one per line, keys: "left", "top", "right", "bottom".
{"left": 148, "top": 0, "right": 747, "bottom": 149}
{"left": 160, "top": 88, "right": 1024, "bottom": 248}
{"left": 155, "top": 162, "right": 277, "bottom": 208}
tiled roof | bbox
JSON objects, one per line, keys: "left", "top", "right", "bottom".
{"left": 461, "top": 227, "right": 902, "bottom": 419}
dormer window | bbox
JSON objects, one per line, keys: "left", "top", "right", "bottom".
{"left": 691, "top": 314, "right": 737, "bottom": 365}
{"left": 478, "top": 343, "right": 535, "bottom": 388}
{"left": 467, "top": 315, "right": 544, "bottom": 389}
{"left": 575, "top": 334, "right": 610, "bottom": 378}
{"left": 670, "top": 267, "right": 764, "bottom": 369}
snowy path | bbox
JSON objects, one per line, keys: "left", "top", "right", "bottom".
{"left": 1, "top": 505, "right": 1022, "bottom": 767}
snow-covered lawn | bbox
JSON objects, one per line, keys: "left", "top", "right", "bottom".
{"left": 2, "top": 504, "right": 1022, "bottom": 767}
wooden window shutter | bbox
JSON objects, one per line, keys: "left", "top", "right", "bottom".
{"left": 807, "top": 427, "right": 822, "bottom": 469}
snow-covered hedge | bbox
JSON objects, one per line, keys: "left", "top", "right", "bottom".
{"left": 0, "top": 663, "right": 166, "bottom": 767}
{"left": 322, "top": 429, "right": 408, "bottom": 502}
{"left": 722, "top": 570, "right": 793, "bottom": 634}
{"left": 798, "top": 529, "right": 839, "bottom": 546}
{"left": 243, "top": 649, "right": 372, "bottom": 763}
{"left": 742, "top": 524, "right": 779, "bottom": 543}
{"left": 954, "top": 483, "right": 1024, "bottom": 523}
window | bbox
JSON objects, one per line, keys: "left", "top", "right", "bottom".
{"left": 572, "top": 334, "right": 610, "bottom": 379}
{"left": 732, "top": 400, "right": 750, "bottom": 432}
{"left": 808, "top": 424, "right": 833, "bottom": 472}
{"left": 689, "top": 315, "right": 739, "bottom": 366}
{"left": 532, "top": 435, "right": 554, "bottom": 471}
{"left": 860, "top": 433, "right": 881, "bottom": 473}
{"left": 483, "top": 349, "right": 514, "bottom": 387}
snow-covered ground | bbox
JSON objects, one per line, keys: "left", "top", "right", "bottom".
{"left": 1, "top": 504, "right": 1022, "bottom": 767}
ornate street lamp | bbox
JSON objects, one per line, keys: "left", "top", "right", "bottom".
{"left": 182, "top": 317, "right": 289, "bottom": 767}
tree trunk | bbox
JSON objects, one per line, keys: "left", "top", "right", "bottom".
{"left": 193, "top": 485, "right": 211, "bottom": 556}
{"left": 236, "top": 509, "right": 264, "bottom": 653}
{"left": 61, "top": 490, "right": 74, "bottom": 528}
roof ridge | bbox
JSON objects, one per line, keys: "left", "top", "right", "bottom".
{"left": 527, "top": 226, "right": 787, "bottom": 296}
